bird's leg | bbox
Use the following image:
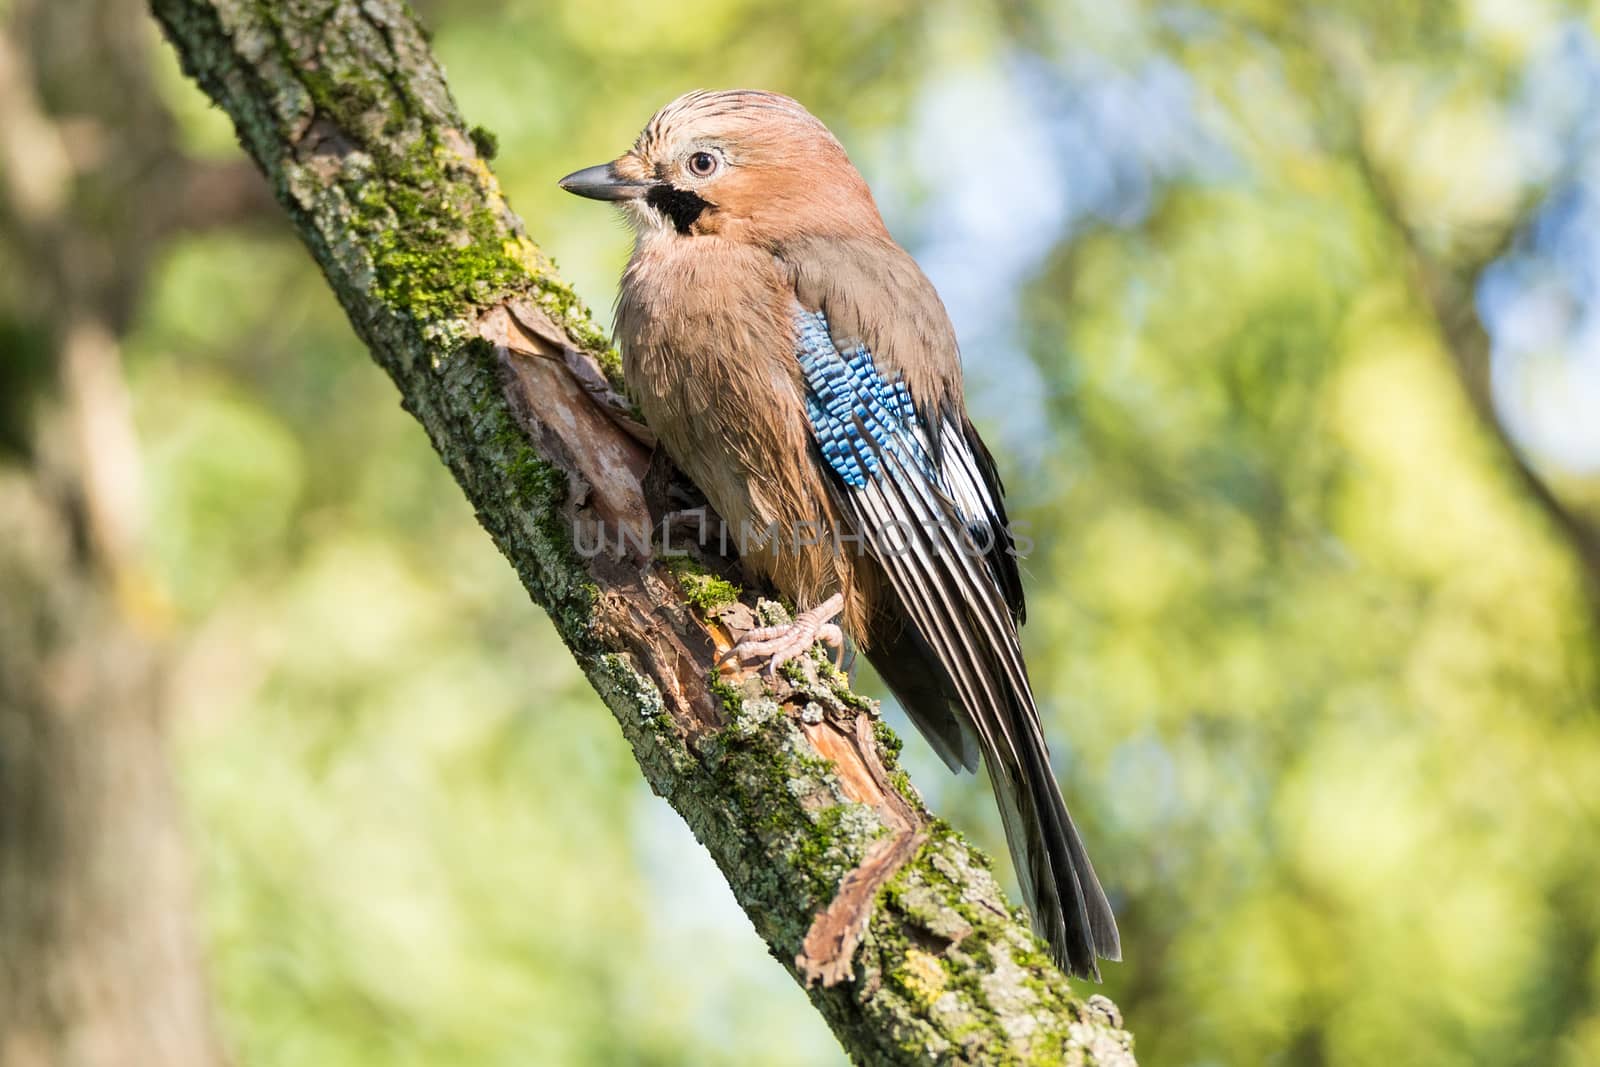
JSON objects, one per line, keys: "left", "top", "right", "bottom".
{"left": 723, "top": 593, "right": 846, "bottom": 677}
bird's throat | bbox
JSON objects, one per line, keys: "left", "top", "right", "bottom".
{"left": 646, "top": 184, "right": 711, "bottom": 235}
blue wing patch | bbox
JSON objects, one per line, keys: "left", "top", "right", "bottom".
{"left": 794, "top": 308, "right": 931, "bottom": 489}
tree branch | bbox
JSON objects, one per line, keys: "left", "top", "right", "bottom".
{"left": 1351, "top": 130, "right": 1600, "bottom": 604}
{"left": 148, "top": 1, "right": 1136, "bottom": 1062}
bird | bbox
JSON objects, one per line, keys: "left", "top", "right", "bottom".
{"left": 559, "top": 89, "right": 1119, "bottom": 980}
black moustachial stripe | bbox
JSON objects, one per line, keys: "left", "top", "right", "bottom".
{"left": 647, "top": 184, "right": 711, "bottom": 234}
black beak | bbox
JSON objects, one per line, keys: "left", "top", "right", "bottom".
{"left": 558, "top": 163, "right": 649, "bottom": 201}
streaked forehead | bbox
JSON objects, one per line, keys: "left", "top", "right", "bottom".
{"left": 633, "top": 89, "right": 823, "bottom": 155}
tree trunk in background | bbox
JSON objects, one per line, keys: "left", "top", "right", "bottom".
{"left": 0, "top": 472, "right": 221, "bottom": 1067}
{"left": 147, "top": 1, "right": 1136, "bottom": 1063}
{"left": 0, "top": 1, "right": 250, "bottom": 1062}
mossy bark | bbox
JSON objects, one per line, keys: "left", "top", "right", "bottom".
{"left": 149, "top": 2, "right": 1137, "bottom": 1062}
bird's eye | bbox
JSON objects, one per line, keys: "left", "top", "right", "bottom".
{"left": 688, "top": 151, "right": 718, "bottom": 177}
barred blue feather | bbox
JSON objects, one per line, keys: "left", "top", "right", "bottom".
{"left": 795, "top": 308, "right": 931, "bottom": 490}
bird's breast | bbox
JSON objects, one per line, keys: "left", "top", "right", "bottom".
{"left": 617, "top": 238, "right": 799, "bottom": 454}
{"left": 614, "top": 237, "right": 873, "bottom": 629}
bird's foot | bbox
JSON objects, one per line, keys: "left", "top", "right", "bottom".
{"left": 722, "top": 594, "right": 845, "bottom": 677}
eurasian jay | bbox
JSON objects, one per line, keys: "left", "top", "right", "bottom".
{"left": 560, "top": 89, "right": 1120, "bottom": 980}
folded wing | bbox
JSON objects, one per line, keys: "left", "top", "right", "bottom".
{"left": 791, "top": 304, "right": 1119, "bottom": 978}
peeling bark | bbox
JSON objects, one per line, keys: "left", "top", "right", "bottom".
{"left": 795, "top": 714, "right": 927, "bottom": 989}
{"left": 148, "top": 2, "right": 1137, "bottom": 1062}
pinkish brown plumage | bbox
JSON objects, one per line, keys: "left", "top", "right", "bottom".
{"left": 560, "top": 89, "right": 1119, "bottom": 979}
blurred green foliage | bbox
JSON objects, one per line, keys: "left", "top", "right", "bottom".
{"left": 71, "top": 0, "right": 1600, "bottom": 1063}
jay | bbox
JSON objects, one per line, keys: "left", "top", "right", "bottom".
{"left": 560, "top": 89, "right": 1119, "bottom": 980}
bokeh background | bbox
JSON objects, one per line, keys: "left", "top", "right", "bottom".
{"left": 5, "top": 0, "right": 1600, "bottom": 1064}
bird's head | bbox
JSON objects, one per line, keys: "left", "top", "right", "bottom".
{"left": 558, "top": 89, "right": 885, "bottom": 244}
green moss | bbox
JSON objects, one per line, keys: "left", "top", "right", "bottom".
{"left": 502, "top": 443, "right": 559, "bottom": 509}
{"left": 866, "top": 717, "right": 924, "bottom": 810}
{"left": 463, "top": 340, "right": 565, "bottom": 518}
{"left": 789, "top": 803, "right": 849, "bottom": 868}
{"left": 468, "top": 124, "right": 498, "bottom": 160}
{"left": 891, "top": 948, "right": 950, "bottom": 1008}
{"left": 872, "top": 719, "right": 905, "bottom": 761}
{"left": 353, "top": 139, "right": 537, "bottom": 321}
{"left": 707, "top": 675, "right": 745, "bottom": 719}
{"left": 808, "top": 650, "right": 874, "bottom": 712}
{"left": 665, "top": 557, "right": 741, "bottom": 615}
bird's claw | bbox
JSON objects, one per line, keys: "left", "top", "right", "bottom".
{"left": 721, "top": 594, "right": 846, "bottom": 677}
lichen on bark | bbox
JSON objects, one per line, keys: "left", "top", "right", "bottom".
{"left": 149, "top": 1, "right": 1137, "bottom": 1062}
